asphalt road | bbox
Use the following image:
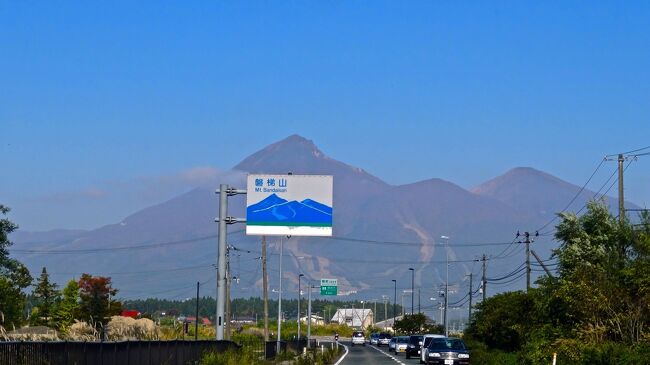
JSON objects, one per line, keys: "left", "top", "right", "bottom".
{"left": 336, "top": 342, "right": 425, "bottom": 365}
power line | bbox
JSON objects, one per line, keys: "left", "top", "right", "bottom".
{"left": 606, "top": 145, "right": 650, "bottom": 157}
{"left": 536, "top": 158, "right": 606, "bottom": 232}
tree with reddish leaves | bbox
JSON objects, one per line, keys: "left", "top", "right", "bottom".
{"left": 78, "top": 273, "right": 122, "bottom": 328}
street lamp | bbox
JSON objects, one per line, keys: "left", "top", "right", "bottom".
{"left": 408, "top": 268, "right": 414, "bottom": 316}
{"left": 440, "top": 235, "right": 450, "bottom": 337}
{"left": 297, "top": 273, "right": 304, "bottom": 342}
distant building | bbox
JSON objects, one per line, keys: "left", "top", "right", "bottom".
{"left": 374, "top": 315, "right": 403, "bottom": 333}
{"left": 330, "top": 308, "right": 373, "bottom": 329}
{"left": 300, "top": 314, "right": 325, "bottom": 326}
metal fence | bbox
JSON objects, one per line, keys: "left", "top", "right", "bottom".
{"left": 0, "top": 340, "right": 239, "bottom": 365}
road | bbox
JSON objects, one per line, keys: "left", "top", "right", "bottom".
{"left": 336, "top": 342, "right": 424, "bottom": 365}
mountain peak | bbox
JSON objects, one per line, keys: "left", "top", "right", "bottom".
{"left": 233, "top": 135, "right": 329, "bottom": 172}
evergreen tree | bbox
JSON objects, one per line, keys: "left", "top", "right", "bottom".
{"left": 31, "top": 267, "right": 60, "bottom": 326}
{"left": 0, "top": 204, "right": 32, "bottom": 329}
{"left": 52, "top": 279, "right": 80, "bottom": 331}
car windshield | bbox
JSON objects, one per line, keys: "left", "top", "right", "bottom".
{"left": 379, "top": 333, "right": 391, "bottom": 339}
{"left": 353, "top": 332, "right": 364, "bottom": 337}
{"left": 397, "top": 337, "right": 409, "bottom": 343}
{"left": 409, "top": 336, "right": 423, "bottom": 344}
{"left": 428, "top": 339, "right": 466, "bottom": 350}
{"left": 423, "top": 337, "right": 433, "bottom": 347}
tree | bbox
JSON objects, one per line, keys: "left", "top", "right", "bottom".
{"left": 393, "top": 313, "right": 443, "bottom": 335}
{"left": 52, "top": 279, "right": 80, "bottom": 331}
{"left": 0, "top": 204, "right": 32, "bottom": 329}
{"left": 78, "top": 274, "right": 121, "bottom": 328}
{"left": 465, "top": 291, "right": 536, "bottom": 351}
{"left": 553, "top": 201, "right": 650, "bottom": 344}
{"left": 31, "top": 267, "right": 60, "bottom": 326}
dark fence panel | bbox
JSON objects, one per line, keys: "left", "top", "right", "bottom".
{"left": 0, "top": 340, "right": 239, "bottom": 365}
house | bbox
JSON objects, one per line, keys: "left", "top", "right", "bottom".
{"left": 374, "top": 315, "right": 403, "bottom": 333}
{"left": 330, "top": 308, "right": 373, "bottom": 329}
{"left": 300, "top": 314, "right": 325, "bottom": 326}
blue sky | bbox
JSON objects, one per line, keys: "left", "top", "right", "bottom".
{"left": 1, "top": 1, "right": 649, "bottom": 230}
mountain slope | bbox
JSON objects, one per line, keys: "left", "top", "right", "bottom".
{"left": 11, "top": 136, "right": 636, "bottom": 303}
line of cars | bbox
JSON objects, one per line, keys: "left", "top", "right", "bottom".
{"left": 369, "top": 332, "right": 470, "bottom": 364}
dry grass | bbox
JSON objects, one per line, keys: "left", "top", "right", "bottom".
{"left": 107, "top": 316, "right": 159, "bottom": 340}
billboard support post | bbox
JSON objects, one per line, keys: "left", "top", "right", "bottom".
{"left": 215, "top": 184, "right": 246, "bottom": 340}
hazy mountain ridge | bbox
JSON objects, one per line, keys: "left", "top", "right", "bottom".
{"left": 10, "top": 135, "right": 633, "bottom": 300}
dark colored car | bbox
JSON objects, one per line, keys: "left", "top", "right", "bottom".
{"left": 377, "top": 332, "right": 392, "bottom": 346}
{"left": 425, "top": 337, "right": 470, "bottom": 365}
{"left": 405, "top": 335, "right": 424, "bottom": 359}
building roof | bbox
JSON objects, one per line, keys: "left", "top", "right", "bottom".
{"left": 331, "top": 308, "right": 373, "bottom": 327}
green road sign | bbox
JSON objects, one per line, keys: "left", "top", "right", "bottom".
{"left": 320, "top": 285, "right": 337, "bottom": 296}
{"left": 320, "top": 278, "right": 338, "bottom": 296}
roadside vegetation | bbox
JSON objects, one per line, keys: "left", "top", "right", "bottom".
{"left": 465, "top": 202, "right": 650, "bottom": 364}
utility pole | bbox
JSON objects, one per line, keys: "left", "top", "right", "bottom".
{"left": 262, "top": 236, "right": 269, "bottom": 341}
{"left": 481, "top": 254, "right": 487, "bottom": 302}
{"left": 276, "top": 236, "right": 285, "bottom": 354}
{"left": 215, "top": 184, "right": 246, "bottom": 340}
{"left": 297, "top": 273, "right": 304, "bottom": 343}
{"left": 467, "top": 273, "right": 473, "bottom": 321}
{"left": 195, "top": 281, "right": 199, "bottom": 340}
{"left": 618, "top": 153, "right": 625, "bottom": 223}
{"left": 392, "top": 279, "right": 397, "bottom": 321}
{"left": 225, "top": 246, "right": 231, "bottom": 339}
{"left": 517, "top": 231, "right": 538, "bottom": 292}
{"left": 441, "top": 235, "right": 449, "bottom": 337}
{"left": 409, "top": 267, "right": 414, "bottom": 315}
{"left": 418, "top": 288, "right": 421, "bottom": 314}
{"left": 382, "top": 295, "right": 388, "bottom": 330}
{"left": 307, "top": 284, "right": 313, "bottom": 348}
{"left": 525, "top": 232, "right": 530, "bottom": 293}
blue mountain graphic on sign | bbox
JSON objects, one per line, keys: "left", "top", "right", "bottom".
{"left": 247, "top": 194, "right": 332, "bottom": 226}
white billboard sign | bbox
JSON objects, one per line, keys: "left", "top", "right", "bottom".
{"left": 246, "top": 174, "right": 333, "bottom": 236}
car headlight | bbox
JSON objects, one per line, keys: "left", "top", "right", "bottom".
{"left": 458, "top": 354, "right": 470, "bottom": 359}
{"left": 429, "top": 352, "right": 441, "bottom": 357}
{"left": 408, "top": 345, "right": 415, "bottom": 348}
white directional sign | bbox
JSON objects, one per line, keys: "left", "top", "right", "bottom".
{"left": 246, "top": 174, "right": 333, "bottom": 236}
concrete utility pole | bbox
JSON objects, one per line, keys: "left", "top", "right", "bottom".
{"left": 225, "top": 249, "right": 231, "bottom": 339}
{"left": 517, "top": 231, "right": 538, "bottom": 292}
{"left": 307, "top": 284, "right": 313, "bottom": 347}
{"left": 195, "top": 281, "right": 200, "bottom": 340}
{"left": 441, "top": 235, "right": 450, "bottom": 337}
{"left": 215, "top": 184, "right": 246, "bottom": 340}
{"left": 392, "top": 279, "right": 397, "bottom": 322}
{"left": 481, "top": 254, "right": 487, "bottom": 302}
{"left": 409, "top": 268, "right": 414, "bottom": 315}
{"left": 262, "top": 236, "right": 269, "bottom": 341}
{"left": 277, "top": 236, "right": 285, "bottom": 354}
{"left": 618, "top": 153, "right": 625, "bottom": 223}
{"left": 467, "top": 273, "right": 473, "bottom": 321}
{"left": 382, "top": 295, "right": 388, "bottom": 330}
{"left": 297, "top": 273, "right": 304, "bottom": 343}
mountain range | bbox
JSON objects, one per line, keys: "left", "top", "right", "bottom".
{"left": 10, "top": 135, "right": 635, "bottom": 309}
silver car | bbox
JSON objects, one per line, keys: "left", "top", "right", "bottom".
{"left": 351, "top": 330, "right": 365, "bottom": 346}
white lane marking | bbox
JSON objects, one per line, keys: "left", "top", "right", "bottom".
{"left": 369, "top": 345, "right": 407, "bottom": 365}
{"left": 333, "top": 343, "right": 349, "bottom": 365}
